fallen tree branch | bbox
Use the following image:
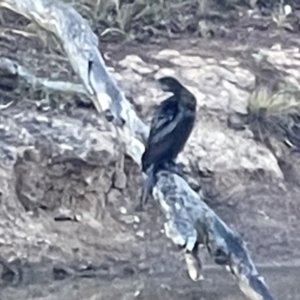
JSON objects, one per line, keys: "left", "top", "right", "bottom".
{"left": 0, "top": 56, "right": 143, "bottom": 162}
{"left": 154, "top": 171, "right": 275, "bottom": 300}
{"left": 0, "top": 57, "right": 86, "bottom": 95}
{"left": 0, "top": 1, "right": 276, "bottom": 299}
{"left": 0, "top": 0, "right": 149, "bottom": 164}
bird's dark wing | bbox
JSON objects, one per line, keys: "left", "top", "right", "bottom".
{"left": 142, "top": 97, "right": 178, "bottom": 171}
{"left": 148, "top": 97, "right": 178, "bottom": 144}
{"left": 142, "top": 99, "right": 197, "bottom": 173}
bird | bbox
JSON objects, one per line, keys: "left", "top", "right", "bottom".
{"left": 138, "top": 76, "right": 197, "bottom": 210}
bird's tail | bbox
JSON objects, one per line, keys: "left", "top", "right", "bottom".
{"left": 138, "top": 164, "right": 156, "bottom": 210}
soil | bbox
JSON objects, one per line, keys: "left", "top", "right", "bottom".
{"left": 0, "top": 3, "right": 300, "bottom": 300}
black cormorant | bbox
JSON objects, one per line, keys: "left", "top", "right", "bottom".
{"left": 138, "top": 76, "right": 197, "bottom": 210}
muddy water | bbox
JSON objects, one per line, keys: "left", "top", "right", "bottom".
{"left": 0, "top": 265, "right": 298, "bottom": 300}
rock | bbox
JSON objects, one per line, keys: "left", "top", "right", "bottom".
{"left": 170, "top": 55, "right": 205, "bottom": 68}
{"left": 107, "top": 188, "right": 123, "bottom": 207}
{"left": 111, "top": 71, "right": 123, "bottom": 83}
{"left": 223, "top": 80, "right": 249, "bottom": 114}
{"left": 220, "top": 57, "right": 240, "bottom": 67}
{"left": 119, "top": 206, "right": 127, "bottom": 214}
{"left": 113, "top": 169, "right": 127, "bottom": 190}
{"left": 54, "top": 207, "right": 76, "bottom": 221}
{"left": 286, "top": 68, "right": 300, "bottom": 79}
{"left": 206, "top": 58, "right": 218, "bottom": 64}
{"left": 119, "top": 214, "right": 137, "bottom": 224}
{"left": 227, "top": 113, "right": 247, "bottom": 131}
{"left": 153, "top": 49, "right": 181, "bottom": 60}
{"left": 119, "top": 69, "right": 143, "bottom": 84}
{"left": 205, "top": 65, "right": 237, "bottom": 83}
{"left": 154, "top": 68, "right": 176, "bottom": 79}
{"left": 118, "top": 55, "right": 158, "bottom": 75}
{"left": 180, "top": 67, "right": 219, "bottom": 86}
{"left": 233, "top": 67, "right": 255, "bottom": 89}
{"left": 180, "top": 120, "right": 283, "bottom": 180}
{"left": 118, "top": 54, "right": 145, "bottom": 67}
{"left": 136, "top": 230, "right": 145, "bottom": 238}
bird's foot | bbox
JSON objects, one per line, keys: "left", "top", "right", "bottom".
{"left": 163, "top": 161, "right": 184, "bottom": 177}
{"left": 136, "top": 189, "right": 149, "bottom": 212}
{"left": 137, "top": 167, "right": 155, "bottom": 212}
{"left": 135, "top": 203, "right": 145, "bottom": 212}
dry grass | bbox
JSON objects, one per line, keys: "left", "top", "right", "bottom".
{"left": 62, "top": 0, "right": 239, "bottom": 40}
{"left": 1, "top": 0, "right": 294, "bottom": 41}
{"left": 248, "top": 86, "right": 300, "bottom": 117}
{"left": 59, "top": 0, "right": 299, "bottom": 40}
{"left": 246, "top": 86, "right": 300, "bottom": 156}
{"left": 226, "top": 85, "right": 300, "bottom": 179}
{"left": 243, "top": 85, "right": 300, "bottom": 183}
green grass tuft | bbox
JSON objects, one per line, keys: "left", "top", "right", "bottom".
{"left": 247, "top": 86, "right": 300, "bottom": 154}
{"left": 248, "top": 86, "right": 300, "bottom": 117}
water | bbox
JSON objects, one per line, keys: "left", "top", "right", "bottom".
{"left": 0, "top": 265, "right": 298, "bottom": 300}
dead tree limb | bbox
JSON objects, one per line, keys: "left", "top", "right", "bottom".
{"left": 0, "top": 0, "right": 149, "bottom": 165}
{"left": 0, "top": 1, "right": 276, "bottom": 299}
{"left": 154, "top": 171, "right": 275, "bottom": 300}
{"left": 0, "top": 57, "right": 86, "bottom": 95}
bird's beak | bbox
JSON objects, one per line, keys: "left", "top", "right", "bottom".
{"left": 159, "top": 83, "right": 170, "bottom": 92}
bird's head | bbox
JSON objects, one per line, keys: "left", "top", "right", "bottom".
{"left": 157, "top": 76, "right": 183, "bottom": 95}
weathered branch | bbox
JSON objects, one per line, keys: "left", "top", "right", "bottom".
{"left": 0, "top": 0, "right": 276, "bottom": 299}
{"left": 0, "top": 57, "right": 86, "bottom": 95}
{"left": 0, "top": 0, "right": 149, "bottom": 164}
{"left": 154, "top": 171, "right": 275, "bottom": 300}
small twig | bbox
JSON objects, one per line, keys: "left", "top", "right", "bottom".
{"left": 3, "top": 28, "right": 38, "bottom": 39}
{"left": 100, "top": 27, "right": 126, "bottom": 38}
{"left": 0, "top": 101, "right": 15, "bottom": 110}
